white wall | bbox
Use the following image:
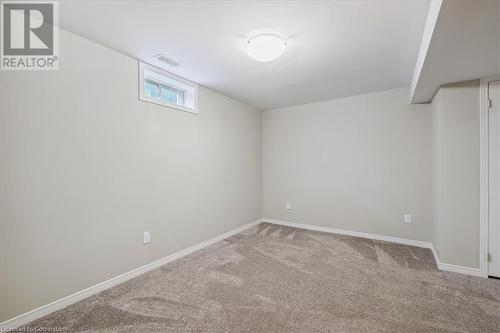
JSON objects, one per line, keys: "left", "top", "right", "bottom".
{"left": 431, "top": 80, "right": 480, "bottom": 268}
{"left": 498, "top": 0, "right": 500, "bottom": 74}
{"left": 0, "top": 29, "right": 262, "bottom": 322}
{"left": 263, "top": 88, "right": 433, "bottom": 241}
{"left": 431, "top": 89, "right": 442, "bottom": 256}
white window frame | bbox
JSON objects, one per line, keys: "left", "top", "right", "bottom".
{"left": 139, "top": 62, "right": 199, "bottom": 114}
{"left": 144, "top": 78, "right": 185, "bottom": 105}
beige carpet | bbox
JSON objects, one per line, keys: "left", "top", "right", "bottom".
{"left": 14, "top": 223, "right": 500, "bottom": 332}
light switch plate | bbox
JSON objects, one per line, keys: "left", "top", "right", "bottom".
{"left": 403, "top": 214, "right": 412, "bottom": 224}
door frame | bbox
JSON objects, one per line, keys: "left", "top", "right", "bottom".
{"left": 480, "top": 75, "right": 500, "bottom": 278}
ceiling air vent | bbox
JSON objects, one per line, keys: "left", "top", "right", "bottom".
{"left": 154, "top": 53, "right": 179, "bottom": 67}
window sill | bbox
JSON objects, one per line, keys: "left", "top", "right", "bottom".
{"left": 140, "top": 95, "right": 199, "bottom": 114}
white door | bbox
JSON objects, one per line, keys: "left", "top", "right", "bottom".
{"left": 488, "top": 80, "right": 500, "bottom": 278}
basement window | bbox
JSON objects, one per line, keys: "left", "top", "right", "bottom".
{"left": 139, "top": 62, "right": 198, "bottom": 114}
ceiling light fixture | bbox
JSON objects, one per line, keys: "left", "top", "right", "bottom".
{"left": 247, "top": 33, "right": 286, "bottom": 62}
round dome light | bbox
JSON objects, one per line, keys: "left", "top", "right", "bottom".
{"left": 247, "top": 34, "right": 286, "bottom": 62}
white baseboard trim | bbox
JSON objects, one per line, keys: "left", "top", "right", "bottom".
{"left": 429, "top": 245, "right": 484, "bottom": 278}
{"left": 0, "top": 219, "right": 262, "bottom": 331}
{"left": 263, "top": 218, "right": 485, "bottom": 278}
{"left": 262, "top": 218, "right": 433, "bottom": 249}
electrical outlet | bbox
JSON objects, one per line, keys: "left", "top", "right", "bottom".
{"left": 403, "top": 214, "right": 412, "bottom": 224}
{"left": 285, "top": 202, "right": 292, "bottom": 210}
{"left": 143, "top": 231, "right": 151, "bottom": 244}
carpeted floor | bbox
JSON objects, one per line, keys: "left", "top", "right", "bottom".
{"left": 14, "top": 223, "right": 500, "bottom": 332}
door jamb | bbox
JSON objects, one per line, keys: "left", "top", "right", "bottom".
{"left": 480, "top": 75, "right": 500, "bottom": 278}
